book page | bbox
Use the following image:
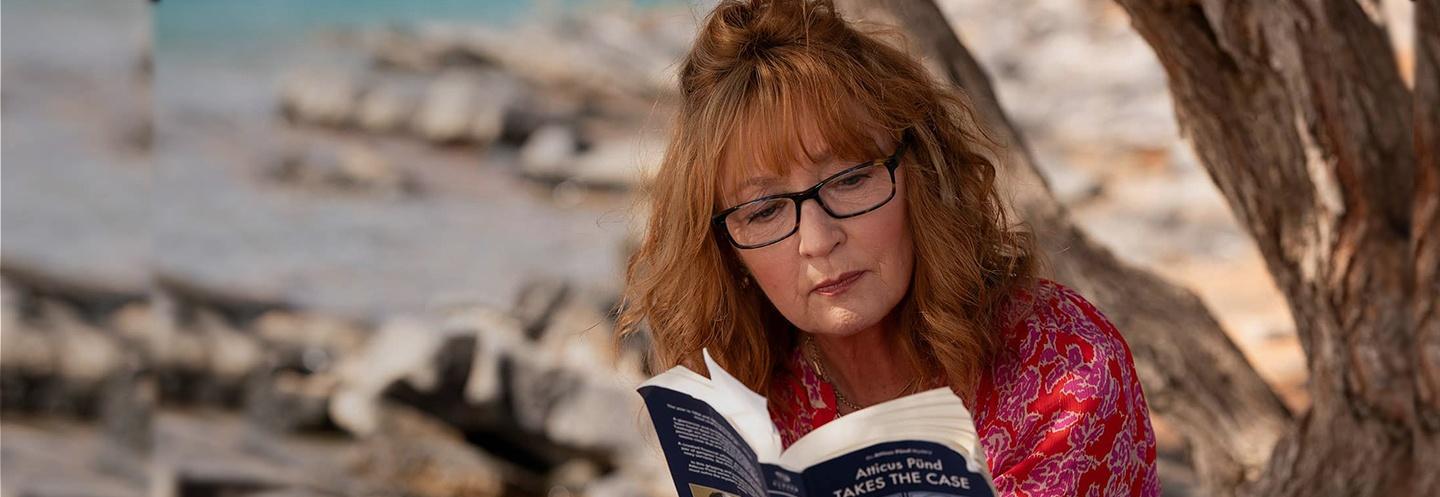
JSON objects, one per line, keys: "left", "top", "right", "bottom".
{"left": 702, "top": 349, "right": 785, "bottom": 461}
{"left": 779, "top": 389, "right": 986, "bottom": 470}
{"left": 779, "top": 388, "right": 997, "bottom": 496}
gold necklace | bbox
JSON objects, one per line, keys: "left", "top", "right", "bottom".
{"left": 803, "top": 334, "right": 919, "bottom": 413}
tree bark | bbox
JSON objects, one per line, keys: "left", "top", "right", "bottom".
{"left": 1105, "top": 0, "right": 1437, "bottom": 495}
{"left": 839, "top": 1, "right": 1294, "bottom": 495}
{"left": 1411, "top": 1, "right": 1440, "bottom": 494}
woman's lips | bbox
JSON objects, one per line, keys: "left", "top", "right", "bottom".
{"left": 812, "top": 271, "right": 864, "bottom": 296}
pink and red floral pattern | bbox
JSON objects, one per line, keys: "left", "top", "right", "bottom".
{"left": 767, "top": 278, "right": 1161, "bottom": 497}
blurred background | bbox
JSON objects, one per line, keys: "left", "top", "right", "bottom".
{"left": 0, "top": 0, "right": 1417, "bottom": 496}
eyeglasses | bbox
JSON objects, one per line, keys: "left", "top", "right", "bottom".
{"left": 713, "top": 134, "right": 909, "bottom": 249}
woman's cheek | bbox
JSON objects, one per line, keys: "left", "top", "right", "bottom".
{"left": 778, "top": 266, "right": 811, "bottom": 320}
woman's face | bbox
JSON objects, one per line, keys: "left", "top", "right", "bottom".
{"left": 722, "top": 128, "right": 915, "bottom": 338}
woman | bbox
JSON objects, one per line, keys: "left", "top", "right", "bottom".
{"left": 616, "top": 1, "right": 1160, "bottom": 495}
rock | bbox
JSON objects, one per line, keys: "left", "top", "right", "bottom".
{"left": 568, "top": 137, "right": 653, "bottom": 189}
{"left": 541, "top": 377, "right": 643, "bottom": 454}
{"left": 431, "top": 15, "right": 686, "bottom": 99}
{"left": 0, "top": 319, "right": 58, "bottom": 412}
{"left": 335, "top": 143, "right": 398, "bottom": 189}
{"left": 351, "top": 404, "right": 508, "bottom": 497}
{"left": 0, "top": 314, "right": 56, "bottom": 377}
{"left": 437, "top": 289, "right": 572, "bottom": 438}
{"left": 269, "top": 142, "right": 420, "bottom": 197}
{"left": 529, "top": 295, "right": 644, "bottom": 451}
{"left": 499, "top": 92, "right": 586, "bottom": 146}
{"left": 519, "top": 132, "right": 662, "bottom": 191}
{"left": 252, "top": 310, "right": 370, "bottom": 363}
{"left": 108, "top": 300, "right": 155, "bottom": 344}
{"left": 378, "top": 331, "right": 514, "bottom": 434}
{"left": 412, "top": 69, "right": 513, "bottom": 145}
{"left": 36, "top": 301, "right": 129, "bottom": 416}
{"left": 278, "top": 68, "right": 363, "bottom": 127}
{"left": 245, "top": 369, "right": 338, "bottom": 433}
{"left": 369, "top": 27, "right": 493, "bottom": 73}
{"left": 519, "top": 125, "right": 581, "bottom": 183}
{"left": 356, "top": 82, "right": 420, "bottom": 133}
{"left": 328, "top": 315, "right": 448, "bottom": 436}
{"left": 547, "top": 459, "right": 601, "bottom": 494}
{"left": 245, "top": 310, "right": 368, "bottom": 433}
{"left": 366, "top": 304, "right": 545, "bottom": 437}
{"left": 436, "top": 304, "right": 529, "bottom": 405}
{"left": 510, "top": 277, "right": 572, "bottom": 340}
{"left": 143, "top": 308, "right": 265, "bottom": 408}
{"left": 194, "top": 310, "right": 264, "bottom": 390}
{"left": 154, "top": 462, "right": 287, "bottom": 497}
{"left": 144, "top": 297, "right": 211, "bottom": 404}
{"left": 506, "top": 356, "right": 579, "bottom": 436}
{"left": 475, "top": 284, "right": 647, "bottom": 454}
{"left": 348, "top": 295, "right": 640, "bottom": 470}
{"left": 534, "top": 288, "right": 621, "bottom": 375}
{"left": 369, "top": 28, "right": 449, "bottom": 72}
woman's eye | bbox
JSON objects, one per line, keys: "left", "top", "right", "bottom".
{"left": 835, "top": 173, "right": 870, "bottom": 188}
{"left": 747, "top": 205, "right": 779, "bottom": 223}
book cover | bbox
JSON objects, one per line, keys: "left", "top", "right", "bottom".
{"left": 637, "top": 350, "right": 997, "bottom": 497}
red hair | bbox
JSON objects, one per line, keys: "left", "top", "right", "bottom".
{"left": 615, "top": 0, "right": 1040, "bottom": 403}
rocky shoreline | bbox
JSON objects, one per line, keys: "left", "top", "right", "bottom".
{"left": 1, "top": 269, "right": 668, "bottom": 497}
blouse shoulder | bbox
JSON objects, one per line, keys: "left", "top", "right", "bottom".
{"left": 976, "top": 278, "right": 1160, "bottom": 497}
{"left": 994, "top": 278, "right": 1133, "bottom": 365}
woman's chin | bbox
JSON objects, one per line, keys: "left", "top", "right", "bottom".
{"left": 804, "top": 309, "right": 881, "bottom": 337}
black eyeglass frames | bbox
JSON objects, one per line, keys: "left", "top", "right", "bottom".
{"left": 712, "top": 135, "right": 909, "bottom": 249}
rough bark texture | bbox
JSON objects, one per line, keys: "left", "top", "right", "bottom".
{"left": 1104, "top": 0, "right": 1438, "bottom": 495}
{"left": 839, "top": 1, "right": 1294, "bottom": 495}
{"left": 846, "top": 0, "right": 1440, "bottom": 495}
{"left": 1412, "top": 1, "right": 1440, "bottom": 494}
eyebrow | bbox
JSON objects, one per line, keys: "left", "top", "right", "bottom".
{"left": 734, "top": 149, "right": 838, "bottom": 191}
{"left": 738, "top": 175, "right": 782, "bottom": 190}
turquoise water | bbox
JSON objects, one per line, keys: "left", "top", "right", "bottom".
{"left": 156, "top": 0, "right": 692, "bottom": 48}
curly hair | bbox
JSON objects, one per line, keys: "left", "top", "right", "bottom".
{"left": 615, "top": 0, "right": 1039, "bottom": 404}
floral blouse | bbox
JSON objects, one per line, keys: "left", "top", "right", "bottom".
{"left": 767, "top": 278, "right": 1161, "bottom": 497}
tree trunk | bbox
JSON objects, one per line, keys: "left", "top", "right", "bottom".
{"left": 1108, "top": 0, "right": 1437, "bottom": 495}
{"left": 840, "top": 1, "right": 1292, "bottom": 495}
{"left": 1410, "top": 0, "right": 1440, "bottom": 494}
{"left": 846, "top": 0, "right": 1440, "bottom": 495}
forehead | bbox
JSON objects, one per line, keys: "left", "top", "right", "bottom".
{"left": 715, "top": 106, "right": 887, "bottom": 207}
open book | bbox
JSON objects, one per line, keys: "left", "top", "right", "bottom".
{"left": 637, "top": 350, "right": 997, "bottom": 497}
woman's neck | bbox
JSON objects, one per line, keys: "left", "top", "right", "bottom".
{"left": 809, "top": 314, "right": 917, "bottom": 411}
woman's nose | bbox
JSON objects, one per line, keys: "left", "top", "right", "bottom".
{"left": 796, "top": 198, "right": 843, "bottom": 258}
